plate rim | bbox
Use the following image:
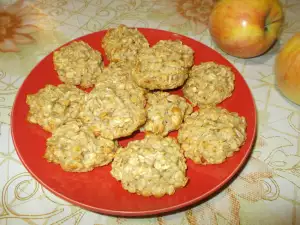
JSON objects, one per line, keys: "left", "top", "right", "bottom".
{"left": 10, "top": 27, "right": 257, "bottom": 217}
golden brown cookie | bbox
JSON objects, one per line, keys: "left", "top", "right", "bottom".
{"left": 78, "top": 84, "right": 146, "bottom": 140}
{"left": 111, "top": 135, "right": 188, "bottom": 197}
{"left": 183, "top": 62, "right": 235, "bottom": 106}
{"left": 96, "top": 61, "right": 147, "bottom": 108}
{"left": 45, "top": 120, "right": 117, "bottom": 172}
{"left": 102, "top": 25, "right": 149, "bottom": 62}
{"left": 178, "top": 106, "right": 247, "bottom": 164}
{"left": 132, "top": 40, "right": 194, "bottom": 90}
{"left": 26, "top": 84, "right": 86, "bottom": 132}
{"left": 53, "top": 41, "right": 103, "bottom": 88}
{"left": 142, "top": 91, "right": 192, "bottom": 136}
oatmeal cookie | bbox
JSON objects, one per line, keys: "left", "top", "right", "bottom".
{"left": 142, "top": 91, "right": 193, "bottom": 136}
{"left": 111, "top": 135, "right": 188, "bottom": 197}
{"left": 183, "top": 62, "right": 235, "bottom": 106}
{"left": 177, "top": 106, "right": 247, "bottom": 164}
{"left": 102, "top": 25, "right": 149, "bottom": 62}
{"left": 53, "top": 41, "right": 103, "bottom": 88}
{"left": 96, "top": 61, "right": 146, "bottom": 108}
{"left": 132, "top": 40, "right": 194, "bottom": 90}
{"left": 78, "top": 84, "right": 146, "bottom": 140}
{"left": 45, "top": 120, "right": 117, "bottom": 172}
{"left": 26, "top": 84, "right": 86, "bottom": 132}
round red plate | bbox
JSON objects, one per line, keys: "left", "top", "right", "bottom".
{"left": 11, "top": 28, "right": 257, "bottom": 217}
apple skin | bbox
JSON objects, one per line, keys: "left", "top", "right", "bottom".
{"left": 208, "top": 0, "right": 284, "bottom": 58}
{"left": 275, "top": 33, "right": 300, "bottom": 105}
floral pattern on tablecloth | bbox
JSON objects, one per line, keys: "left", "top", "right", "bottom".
{"left": 1, "top": 0, "right": 300, "bottom": 224}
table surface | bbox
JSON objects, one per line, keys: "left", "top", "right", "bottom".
{"left": 1, "top": 0, "right": 300, "bottom": 224}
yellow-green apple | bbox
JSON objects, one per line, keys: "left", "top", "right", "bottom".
{"left": 208, "top": 0, "right": 284, "bottom": 58}
{"left": 275, "top": 33, "right": 300, "bottom": 105}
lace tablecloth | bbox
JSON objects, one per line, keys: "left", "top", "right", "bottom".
{"left": 1, "top": 0, "right": 300, "bottom": 224}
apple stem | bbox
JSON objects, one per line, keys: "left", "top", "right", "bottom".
{"left": 266, "top": 18, "right": 283, "bottom": 27}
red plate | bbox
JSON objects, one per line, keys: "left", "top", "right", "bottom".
{"left": 11, "top": 28, "right": 256, "bottom": 217}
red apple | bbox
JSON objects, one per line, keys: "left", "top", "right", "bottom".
{"left": 208, "top": 0, "right": 284, "bottom": 58}
{"left": 275, "top": 33, "right": 300, "bottom": 105}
